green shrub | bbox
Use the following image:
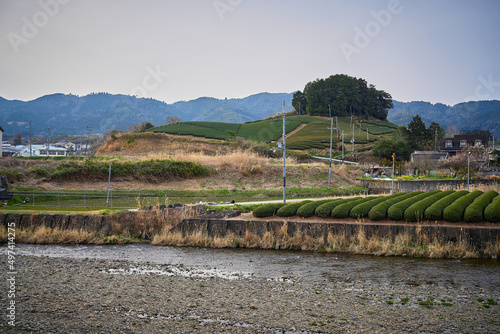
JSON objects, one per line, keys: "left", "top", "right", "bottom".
{"left": 484, "top": 195, "right": 500, "bottom": 222}
{"left": 368, "top": 191, "right": 423, "bottom": 220}
{"left": 296, "top": 199, "right": 332, "bottom": 218}
{"left": 253, "top": 203, "right": 287, "bottom": 218}
{"left": 404, "top": 190, "right": 454, "bottom": 222}
{"left": 442, "top": 190, "right": 483, "bottom": 222}
{"left": 463, "top": 191, "right": 498, "bottom": 223}
{"left": 424, "top": 191, "right": 468, "bottom": 220}
{"left": 387, "top": 190, "right": 441, "bottom": 220}
{"left": 332, "top": 197, "right": 377, "bottom": 218}
{"left": 276, "top": 201, "right": 312, "bottom": 217}
{"left": 350, "top": 193, "right": 404, "bottom": 219}
{"left": 315, "top": 199, "right": 352, "bottom": 218}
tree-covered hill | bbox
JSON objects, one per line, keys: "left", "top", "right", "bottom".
{"left": 292, "top": 74, "right": 393, "bottom": 120}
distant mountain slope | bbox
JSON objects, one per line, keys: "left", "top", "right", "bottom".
{"left": 387, "top": 100, "right": 500, "bottom": 134}
{"left": 0, "top": 92, "right": 294, "bottom": 137}
{"left": 1, "top": 92, "right": 498, "bottom": 138}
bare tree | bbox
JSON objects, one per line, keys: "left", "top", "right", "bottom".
{"left": 166, "top": 116, "right": 181, "bottom": 125}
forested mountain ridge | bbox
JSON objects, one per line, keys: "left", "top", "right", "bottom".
{"left": 0, "top": 92, "right": 498, "bottom": 139}
{"left": 387, "top": 100, "right": 500, "bottom": 135}
{"left": 0, "top": 92, "right": 294, "bottom": 137}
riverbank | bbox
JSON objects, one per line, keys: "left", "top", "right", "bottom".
{"left": 1, "top": 254, "right": 499, "bottom": 333}
{"left": 1, "top": 208, "right": 500, "bottom": 259}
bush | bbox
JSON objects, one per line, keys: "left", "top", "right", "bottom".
{"left": 484, "top": 195, "right": 500, "bottom": 222}
{"left": 296, "top": 199, "right": 332, "bottom": 218}
{"left": 424, "top": 190, "right": 468, "bottom": 220}
{"left": 331, "top": 197, "right": 377, "bottom": 218}
{"left": 368, "top": 191, "right": 424, "bottom": 220}
{"left": 276, "top": 201, "right": 312, "bottom": 217}
{"left": 442, "top": 190, "right": 483, "bottom": 222}
{"left": 253, "top": 203, "right": 287, "bottom": 218}
{"left": 387, "top": 190, "right": 441, "bottom": 221}
{"left": 463, "top": 191, "right": 498, "bottom": 223}
{"left": 404, "top": 190, "right": 454, "bottom": 222}
{"left": 350, "top": 193, "right": 404, "bottom": 219}
{"left": 315, "top": 199, "right": 352, "bottom": 218}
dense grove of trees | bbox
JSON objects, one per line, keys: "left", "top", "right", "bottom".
{"left": 372, "top": 114, "right": 445, "bottom": 161}
{"left": 292, "top": 74, "right": 393, "bottom": 120}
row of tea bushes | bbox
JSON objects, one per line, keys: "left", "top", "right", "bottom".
{"left": 463, "top": 191, "right": 499, "bottom": 222}
{"left": 349, "top": 193, "right": 404, "bottom": 219}
{"left": 404, "top": 190, "right": 455, "bottom": 222}
{"left": 484, "top": 195, "right": 500, "bottom": 222}
{"left": 252, "top": 190, "right": 499, "bottom": 222}
{"left": 442, "top": 191, "right": 483, "bottom": 222}
{"left": 368, "top": 192, "right": 423, "bottom": 220}
{"left": 387, "top": 190, "right": 441, "bottom": 221}
{"left": 424, "top": 191, "right": 469, "bottom": 220}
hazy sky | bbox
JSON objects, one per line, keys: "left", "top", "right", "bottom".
{"left": 1, "top": 0, "right": 500, "bottom": 105}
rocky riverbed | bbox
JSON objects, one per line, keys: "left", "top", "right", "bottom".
{"left": 1, "top": 255, "right": 499, "bottom": 333}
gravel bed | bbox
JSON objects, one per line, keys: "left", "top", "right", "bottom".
{"left": 1, "top": 255, "right": 499, "bottom": 333}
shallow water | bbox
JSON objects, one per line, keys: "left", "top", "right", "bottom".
{"left": 3, "top": 243, "right": 499, "bottom": 291}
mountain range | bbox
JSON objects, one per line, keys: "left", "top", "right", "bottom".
{"left": 0, "top": 93, "right": 498, "bottom": 138}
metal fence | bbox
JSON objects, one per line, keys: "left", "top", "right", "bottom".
{"left": 11, "top": 188, "right": 168, "bottom": 209}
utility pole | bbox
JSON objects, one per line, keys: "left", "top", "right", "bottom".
{"left": 46, "top": 128, "right": 50, "bottom": 156}
{"left": 328, "top": 105, "right": 333, "bottom": 190}
{"left": 335, "top": 116, "right": 339, "bottom": 140}
{"left": 282, "top": 101, "right": 286, "bottom": 204}
{"left": 341, "top": 131, "right": 344, "bottom": 164}
{"left": 298, "top": 102, "right": 300, "bottom": 115}
{"left": 391, "top": 155, "right": 395, "bottom": 195}
{"left": 351, "top": 122, "right": 355, "bottom": 157}
{"left": 27, "top": 121, "right": 32, "bottom": 157}
{"left": 434, "top": 128, "right": 438, "bottom": 151}
{"left": 106, "top": 165, "right": 111, "bottom": 208}
{"left": 467, "top": 151, "right": 471, "bottom": 191}
{"left": 87, "top": 126, "right": 92, "bottom": 156}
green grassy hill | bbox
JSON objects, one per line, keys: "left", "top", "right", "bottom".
{"left": 148, "top": 115, "right": 397, "bottom": 149}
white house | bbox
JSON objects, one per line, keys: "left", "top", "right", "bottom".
{"left": 19, "top": 144, "right": 67, "bottom": 157}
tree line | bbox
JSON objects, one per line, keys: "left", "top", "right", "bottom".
{"left": 292, "top": 74, "right": 393, "bottom": 120}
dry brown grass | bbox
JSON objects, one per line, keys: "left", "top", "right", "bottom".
{"left": 151, "top": 219, "right": 487, "bottom": 258}
{"left": 15, "top": 226, "right": 99, "bottom": 244}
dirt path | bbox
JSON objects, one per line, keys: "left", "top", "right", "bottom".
{"left": 275, "top": 123, "right": 307, "bottom": 142}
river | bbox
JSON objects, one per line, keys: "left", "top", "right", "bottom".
{"left": 5, "top": 243, "right": 499, "bottom": 293}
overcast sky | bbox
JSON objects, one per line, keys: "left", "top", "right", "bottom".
{"left": 1, "top": 0, "right": 499, "bottom": 106}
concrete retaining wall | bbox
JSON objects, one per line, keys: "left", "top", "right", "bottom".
{"left": 172, "top": 215, "right": 500, "bottom": 252}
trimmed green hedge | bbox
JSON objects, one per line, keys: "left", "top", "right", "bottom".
{"left": 315, "top": 198, "right": 352, "bottom": 218}
{"left": 253, "top": 203, "right": 287, "bottom": 218}
{"left": 350, "top": 193, "right": 404, "bottom": 219}
{"left": 404, "top": 190, "right": 454, "bottom": 222}
{"left": 331, "top": 197, "right": 377, "bottom": 218}
{"left": 463, "top": 191, "right": 498, "bottom": 223}
{"left": 296, "top": 199, "right": 332, "bottom": 218}
{"left": 368, "top": 192, "right": 424, "bottom": 220}
{"left": 484, "top": 195, "right": 500, "bottom": 222}
{"left": 276, "top": 201, "right": 312, "bottom": 217}
{"left": 424, "top": 190, "right": 468, "bottom": 220}
{"left": 387, "top": 190, "right": 441, "bottom": 221}
{"left": 442, "top": 190, "right": 483, "bottom": 222}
